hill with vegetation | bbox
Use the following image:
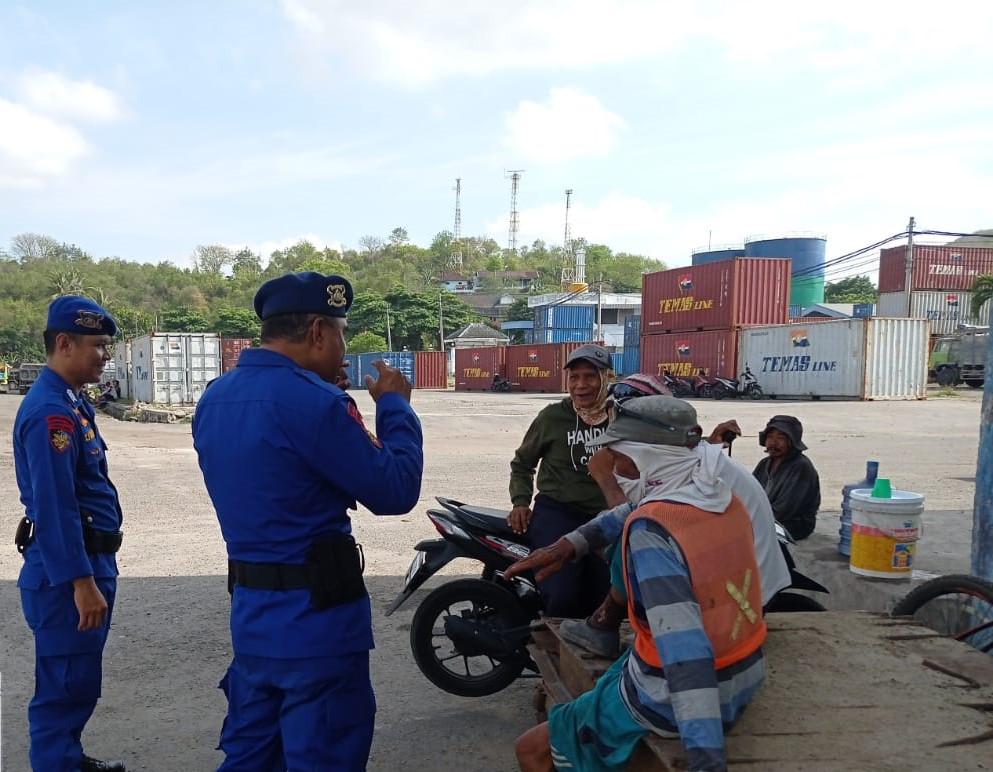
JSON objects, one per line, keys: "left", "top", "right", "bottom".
{"left": 0, "top": 230, "right": 664, "bottom": 362}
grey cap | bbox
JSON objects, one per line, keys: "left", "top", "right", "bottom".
{"left": 589, "top": 395, "right": 702, "bottom": 448}
{"left": 759, "top": 415, "right": 807, "bottom": 451}
{"left": 564, "top": 343, "right": 612, "bottom": 370}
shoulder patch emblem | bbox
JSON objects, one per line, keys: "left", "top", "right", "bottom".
{"left": 347, "top": 400, "right": 382, "bottom": 448}
{"left": 46, "top": 414, "right": 75, "bottom": 454}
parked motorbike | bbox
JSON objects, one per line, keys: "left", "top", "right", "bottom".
{"left": 388, "top": 496, "right": 828, "bottom": 697}
{"left": 712, "top": 366, "right": 764, "bottom": 400}
{"left": 385, "top": 497, "right": 542, "bottom": 697}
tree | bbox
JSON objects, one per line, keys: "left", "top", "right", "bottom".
{"left": 192, "top": 244, "right": 233, "bottom": 275}
{"left": 159, "top": 306, "right": 211, "bottom": 332}
{"left": 823, "top": 276, "right": 877, "bottom": 304}
{"left": 972, "top": 274, "right": 993, "bottom": 318}
{"left": 503, "top": 297, "right": 534, "bottom": 343}
{"left": 214, "top": 306, "right": 260, "bottom": 338}
{"left": 10, "top": 232, "right": 60, "bottom": 261}
{"left": 347, "top": 330, "right": 388, "bottom": 353}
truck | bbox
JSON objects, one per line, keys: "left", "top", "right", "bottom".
{"left": 0, "top": 361, "right": 8, "bottom": 394}
{"left": 16, "top": 362, "right": 45, "bottom": 395}
{"left": 929, "top": 330, "right": 988, "bottom": 388}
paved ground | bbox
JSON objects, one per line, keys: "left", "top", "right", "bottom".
{"left": 0, "top": 385, "right": 985, "bottom": 770}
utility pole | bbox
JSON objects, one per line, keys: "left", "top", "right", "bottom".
{"left": 438, "top": 293, "right": 445, "bottom": 351}
{"left": 596, "top": 272, "right": 603, "bottom": 341}
{"left": 904, "top": 216, "right": 916, "bottom": 316}
{"left": 974, "top": 326, "right": 993, "bottom": 580}
{"left": 385, "top": 304, "right": 393, "bottom": 351}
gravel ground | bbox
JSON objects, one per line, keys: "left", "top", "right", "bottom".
{"left": 0, "top": 386, "right": 983, "bottom": 771}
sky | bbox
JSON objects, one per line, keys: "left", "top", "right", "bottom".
{"left": 1, "top": 1, "right": 991, "bottom": 279}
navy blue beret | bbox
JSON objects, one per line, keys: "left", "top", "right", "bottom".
{"left": 253, "top": 271, "right": 354, "bottom": 320}
{"left": 46, "top": 295, "right": 118, "bottom": 336}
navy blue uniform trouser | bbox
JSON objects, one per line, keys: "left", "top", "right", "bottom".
{"left": 21, "top": 577, "right": 116, "bottom": 772}
{"left": 217, "top": 651, "right": 376, "bottom": 771}
{"left": 527, "top": 494, "right": 611, "bottom": 619}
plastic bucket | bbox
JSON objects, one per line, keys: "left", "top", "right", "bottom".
{"left": 849, "top": 489, "right": 925, "bottom": 579}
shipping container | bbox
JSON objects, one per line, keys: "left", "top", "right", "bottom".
{"left": 876, "top": 290, "right": 990, "bottom": 335}
{"left": 358, "top": 351, "right": 415, "bottom": 388}
{"left": 623, "top": 315, "right": 641, "bottom": 348}
{"left": 737, "top": 318, "right": 928, "bottom": 400}
{"left": 789, "top": 304, "right": 803, "bottom": 318}
{"left": 639, "top": 330, "right": 738, "bottom": 379}
{"left": 504, "top": 341, "right": 601, "bottom": 392}
{"left": 455, "top": 347, "right": 506, "bottom": 390}
{"left": 641, "top": 258, "right": 791, "bottom": 334}
{"left": 610, "top": 352, "right": 624, "bottom": 374}
{"left": 621, "top": 346, "right": 640, "bottom": 377}
{"left": 343, "top": 353, "right": 359, "bottom": 387}
{"left": 533, "top": 304, "right": 596, "bottom": 329}
{"left": 112, "top": 339, "right": 132, "bottom": 400}
{"left": 852, "top": 302, "right": 875, "bottom": 318}
{"left": 131, "top": 333, "right": 221, "bottom": 405}
{"left": 878, "top": 244, "right": 993, "bottom": 293}
{"left": 534, "top": 328, "right": 594, "bottom": 343}
{"left": 221, "top": 337, "right": 253, "bottom": 373}
{"left": 414, "top": 350, "right": 447, "bottom": 389}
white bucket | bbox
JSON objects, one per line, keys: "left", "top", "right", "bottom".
{"left": 849, "top": 489, "right": 925, "bottom": 579}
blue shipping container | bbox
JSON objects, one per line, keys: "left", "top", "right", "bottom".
{"left": 621, "top": 346, "right": 640, "bottom": 377}
{"left": 343, "top": 353, "right": 360, "bottom": 387}
{"left": 357, "top": 351, "right": 415, "bottom": 389}
{"left": 611, "top": 352, "right": 624, "bottom": 373}
{"left": 789, "top": 304, "right": 803, "bottom": 318}
{"left": 536, "top": 329, "right": 593, "bottom": 343}
{"left": 534, "top": 304, "right": 596, "bottom": 329}
{"left": 853, "top": 302, "right": 875, "bottom": 318}
{"left": 623, "top": 315, "right": 641, "bottom": 348}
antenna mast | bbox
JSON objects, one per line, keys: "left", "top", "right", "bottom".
{"left": 506, "top": 170, "right": 524, "bottom": 252}
{"left": 561, "top": 188, "right": 575, "bottom": 288}
{"left": 448, "top": 178, "right": 463, "bottom": 269}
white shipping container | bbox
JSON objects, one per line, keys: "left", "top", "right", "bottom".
{"left": 738, "top": 318, "right": 929, "bottom": 400}
{"left": 112, "top": 340, "right": 133, "bottom": 400}
{"left": 130, "top": 333, "right": 221, "bottom": 405}
{"left": 876, "top": 290, "right": 989, "bottom": 335}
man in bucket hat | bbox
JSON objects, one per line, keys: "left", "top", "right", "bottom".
{"left": 514, "top": 395, "right": 766, "bottom": 772}
{"left": 753, "top": 415, "right": 821, "bottom": 540}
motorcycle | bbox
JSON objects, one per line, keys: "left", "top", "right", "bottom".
{"left": 385, "top": 497, "right": 542, "bottom": 697}
{"left": 712, "top": 366, "right": 764, "bottom": 400}
{"left": 388, "top": 496, "right": 828, "bottom": 697}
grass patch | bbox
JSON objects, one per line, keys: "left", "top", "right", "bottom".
{"left": 932, "top": 387, "right": 960, "bottom": 397}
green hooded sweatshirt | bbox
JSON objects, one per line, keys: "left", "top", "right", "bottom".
{"left": 509, "top": 397, "right": 608, "bottom": 517}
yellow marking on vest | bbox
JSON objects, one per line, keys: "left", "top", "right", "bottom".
{"left": 726, "top": 568, "right": 758, "bottom": 640}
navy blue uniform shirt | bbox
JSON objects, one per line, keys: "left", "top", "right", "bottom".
{"left": 14, "top": 367, "right": 123, "bottom": 590}
{"left": 192, "top": 347, "right": 424, "bottom": 658}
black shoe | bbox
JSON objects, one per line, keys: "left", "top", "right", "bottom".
{"left": 81, "top": 754, "right": 127, "bottom": 772}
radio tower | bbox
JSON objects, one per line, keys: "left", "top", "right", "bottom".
{"left": 506, "top": 170, "right": 524, "bottom": 252}
{"left": 448, "top": 178, "right": 463, "bottom": 269}
{"left": 561, "top": 189, "right": 575, "bottom": 288}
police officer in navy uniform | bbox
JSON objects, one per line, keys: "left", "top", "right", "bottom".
{"left": 192, "top": 271, "right": 424, "bottom": 771}
{"left": 13, "top": 296, "right": 127, "bottom": 772}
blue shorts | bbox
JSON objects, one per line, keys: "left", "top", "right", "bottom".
{"left": 548, "top": 652, "right": 648, "bottom": 772}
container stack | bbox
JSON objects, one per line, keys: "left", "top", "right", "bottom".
{"left": 220, "top": 337, "right": 253, "bottom": 372}
{"left": 876, "top": 245, "right": 993, "bottom": 335}
{"left": 639, "top": 258, "right": 791, "bottom": 380}
{"left": 533, "top": 304, "right": 595, "bottom": 343}
{"left": 130, "top": 332, "right": 221, "bottom": 405}
{"left": 621, "top": 315, "right": 640, "bottom": 375}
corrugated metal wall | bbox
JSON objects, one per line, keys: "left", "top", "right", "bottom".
{"left": 130, "top": 333, "right": 221, "bottom": 404}
{"left": 878, "top": 245, "right": 993, "bottom": 293}
{"left": 877, "top": 290, "right": 990, "bottom": 334}
{"left": 454, "top": 347, "right": 506, "bottom": 390}
{"left": 414, "top": 351, "right": 447, "bottom": 388}
{"left": 639, "top": 330, "right": 738, "bottom": 378}
{"left": 862, "top": 318, "right": 929, "bottom": 400}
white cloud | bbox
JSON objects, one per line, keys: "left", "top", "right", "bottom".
{"left": 14, "top": 70, "right": 125, "bottom": 122}
{"left": 280, "top": 1, "right": 993, "bottom": 86}
{"left": 503, "top": 88, "right": 626, "bottom": 162}
{"left": 0, "top": 98, "right": 90, "bottom": 188}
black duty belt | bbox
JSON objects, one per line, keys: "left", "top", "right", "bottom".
{"left": 228, "top": 559, "right": 309, "bottom": 590}
{"left": 14, "top": 517, "right": 122, "bottom": 555}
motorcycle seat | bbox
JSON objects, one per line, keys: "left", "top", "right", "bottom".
{"left": 459, "top": 507, "right": 520, "bottom": 539}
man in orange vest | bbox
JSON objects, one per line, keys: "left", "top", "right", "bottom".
{"left": 515, "top": 395, "right": 766, "bottom": 772}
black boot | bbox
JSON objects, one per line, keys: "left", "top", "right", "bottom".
{"left": 81, "top": 754, "right": 127, "bottom": 772}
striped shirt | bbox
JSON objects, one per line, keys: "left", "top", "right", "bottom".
{"left": 620, "top": 518, "right": 766, "bottom": 772}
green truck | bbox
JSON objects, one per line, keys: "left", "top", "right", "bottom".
{"left": 929, "top": 331, "right": 988, "bottom": 388}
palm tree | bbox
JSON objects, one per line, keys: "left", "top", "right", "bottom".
{"left": 972, "top": 274, "right": 993, "bottom": 318}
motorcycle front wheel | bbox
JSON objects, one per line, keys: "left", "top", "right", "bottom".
{"left": 746, "top": 384, "right": 764, "bottom": 400}
{"left": 410, "top": 578, "right": 533, "bottom": 697}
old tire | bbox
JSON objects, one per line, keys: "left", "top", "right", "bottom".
{"left": 936, "top": 367, "right": 959, "bottom": 387}
{"left": 892, "top": 574, "right": 993, "bottom": 654}
{"left": 712, "top": 384, "right": 727, "bottom": 400}
{"left": 964, "top": 379, "right": 984, "bottom": 389}
{"left": 410, "top": 579, "right": 532, "bottom": 697}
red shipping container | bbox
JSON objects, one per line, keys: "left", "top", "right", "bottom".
{"left": 455, "top": 347, "right": 506, "bottom": 390}
{"left": 639, "top": 330, "right": 738, "bottom": 380}
{"left": 878, "top": 244, "right": 993, "bottom": 293}
{"left": 504, "top": 341, "right": 604, "bottom": 393}
{"left": 220, "top": 337, "right": 253, "bottom": 372}
{"left": 641, "top": 258, "right": 790, "bottom": 334}
{"left": 414, "top": 350, "right": 447, "bottom": 389}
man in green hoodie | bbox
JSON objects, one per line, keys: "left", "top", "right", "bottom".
{"left": 508, "top": 344, "right": 613, "bottom": 618}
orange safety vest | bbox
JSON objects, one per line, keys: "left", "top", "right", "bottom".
{"left": 622, "top": 496, "right": 767, "bottom": 671}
